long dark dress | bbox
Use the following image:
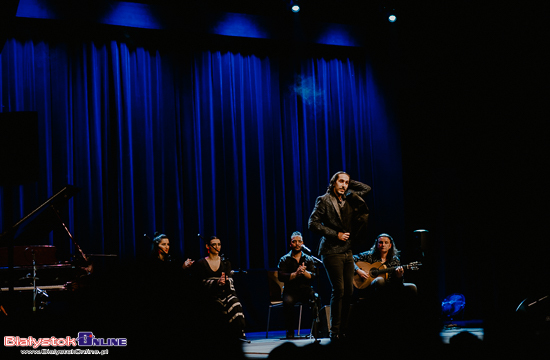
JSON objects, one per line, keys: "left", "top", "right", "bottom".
{"left": 191, "top": 257, "right": 246, "bottom": 337}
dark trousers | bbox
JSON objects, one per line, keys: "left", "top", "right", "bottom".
{"left": 322, "top": 250, "right": 355, "bottom": 336}
{"left": 282, "top": 286, "right": 317, "bottom": 333}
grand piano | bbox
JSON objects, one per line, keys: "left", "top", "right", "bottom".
{"left": 0, "top": 185, "right": 92, "bottom": 314}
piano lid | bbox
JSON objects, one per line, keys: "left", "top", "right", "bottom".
{"left": 0, "top": 185, "right": 81, "bottom": 245}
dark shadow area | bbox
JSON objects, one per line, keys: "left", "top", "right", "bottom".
{"left": 2, "top": 258, "right": 548, "bottom": 357}
{"left": 0, "top": 259, "right": 248, "bottom": 358}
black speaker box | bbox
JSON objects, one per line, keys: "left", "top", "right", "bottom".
{"left": 0, "top": 111, "right": 40, "bottom": 186}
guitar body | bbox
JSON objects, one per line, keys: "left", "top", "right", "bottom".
{"left": 353, "top": 261, "right": 387, "bottom": 290}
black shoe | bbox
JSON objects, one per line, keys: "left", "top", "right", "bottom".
{"left": 239, "top": 331, "right": 250, "bottom": 343}
{"left": 329, "top": 333, "right": 340, "bottom": 342}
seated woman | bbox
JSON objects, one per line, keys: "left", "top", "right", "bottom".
{"left": 146, "top": 232, "right": 194, "bottom": 294}
{"left": 139, "top": 232, "right": 196, "bottom": 348}
{"left": 190, "top": 236, "right": 246, "bottom": 341}
{"left": 145, "top": 231, "right": 194, "bottom": 292}
{"left": 148, "top": 232, "right": 194, "bottom": 270}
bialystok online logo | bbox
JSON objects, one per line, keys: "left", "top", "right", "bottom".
{"left": 4, "top": 332, "right": 127, "bottom": 349}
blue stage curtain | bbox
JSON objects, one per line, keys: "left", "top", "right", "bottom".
{"left": 0, "top": 37, "right": 404, "bottom": 269}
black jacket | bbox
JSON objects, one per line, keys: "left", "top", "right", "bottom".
{"left": 277, "top": 251, "right": 316, "bottom": 293}
{"left": 308, "top": 179, "right": 371, "bottom": 256}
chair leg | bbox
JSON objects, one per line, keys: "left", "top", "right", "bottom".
{"left": 297, "top": 304, "right": 303, "bottom": 336}
{"left": 266, "top": 306, "right": 272, "bottom": 338}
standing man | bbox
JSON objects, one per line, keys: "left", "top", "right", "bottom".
{"left": 308, "top": 171, "right": 371, "bottom": 341}
{"left": 277, "top": 231, "right": 319, "bottom": 339}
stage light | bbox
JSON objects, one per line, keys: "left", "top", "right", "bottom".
{"left": 289, "top": 0, "right": 300, "bottom": 13}
{"left": 379, "top": 2, "right": 398, "bottom": 23}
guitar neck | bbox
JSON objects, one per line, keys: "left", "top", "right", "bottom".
{"left": 378, "top": 264, "right": 412, "bottom": 274}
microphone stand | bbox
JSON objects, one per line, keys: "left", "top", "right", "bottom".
{"left": 32, "top": 249, "right": 37, "bottom": 313}
{"left": 27, "top": 248, "right": 48, "bottom": 313}
{"left": 301, "top": 246, "right": 323, "bottom": 342}
{"left": 300, "top": 245, "right": 322, "bottom": 265}
{"left": 310, "top": 265, "right": 322, "bottom": 343}
{"left": 223, "top": 256, "right": 250, "bottom": 344}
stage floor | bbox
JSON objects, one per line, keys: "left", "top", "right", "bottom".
{"left": 242, "top": 332, "right": 329, "bottom": 359}
{"left": 243, "top": 325, "right": 485, "bottom": 359}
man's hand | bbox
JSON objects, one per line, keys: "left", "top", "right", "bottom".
{"left": 295, "top": 263, "right": 306, "bottom": 276}
{"left": 291, "top": 263, "right": 311, "bottom": 280}
{"left": 338, "top": 232, "right": 350, "bottom": 241}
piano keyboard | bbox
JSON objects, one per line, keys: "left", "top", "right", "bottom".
{"left": 0, "top": 285, "right": 67, "bottom": 291}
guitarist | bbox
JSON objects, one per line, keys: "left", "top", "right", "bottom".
{"left": 354, "top": 233, "right": 405, "bottom": 290}
{"left": 354, "top": 233, "right": 419, "bottom": 306}
{"left": 351, "top": 234, "right": 418, "bottom": 336}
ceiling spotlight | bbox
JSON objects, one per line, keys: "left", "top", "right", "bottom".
{"left": 380, "top": 3, "right": 398, "bottom": 23}
{"left": 290, "top": 0, "right": 300, "bottom": 13}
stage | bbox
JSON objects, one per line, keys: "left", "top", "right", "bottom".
{"left": 242, "top": 325, "right": 485, "bottom": 359}
{"left": 243, "top": 332, "right": 329, "bottom": 359}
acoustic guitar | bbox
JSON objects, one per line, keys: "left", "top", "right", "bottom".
{"left": 353, "top": 261, "right": 421, "bottom": 289}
